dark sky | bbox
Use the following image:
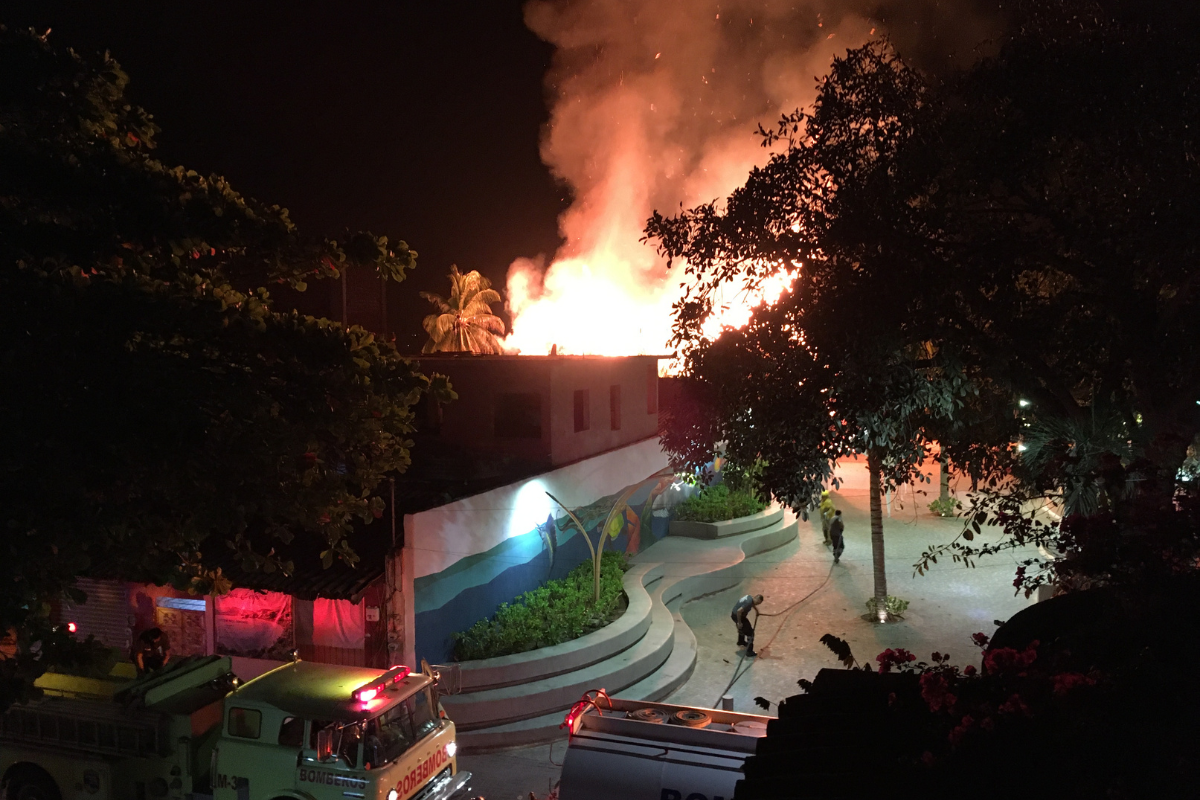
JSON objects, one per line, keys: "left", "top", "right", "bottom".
{"left": 4, "top": 1, "right": 567, "bottom": 349}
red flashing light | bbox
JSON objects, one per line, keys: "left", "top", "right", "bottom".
{"left": 66, "top": 622, "right": 77, "bottom": 634}
{"left": 351, "top": 665, "right": 412, "bottom": 704}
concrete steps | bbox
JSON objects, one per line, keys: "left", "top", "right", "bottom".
{"left": 454, "top": 512, "right": 797, "bottom": 753}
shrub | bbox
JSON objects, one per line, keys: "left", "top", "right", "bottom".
{"left": 451, "top": 552, "right": 628, "bottom": 661}
{"left": 673, "top": 483, "right": 767, "bottom": 523}
{"left": 866, "top": 595, "right": 910, "bottom": 618}
{"left": 928, "top": 497, "right": 959, "bottom": 517}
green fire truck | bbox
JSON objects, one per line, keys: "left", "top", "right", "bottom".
{"left": 0, "top": 656, "right": 472, "bottom": 800}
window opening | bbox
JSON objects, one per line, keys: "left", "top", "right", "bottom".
{"left": 227, "top": 708, "right": 261, "bottom": 739}
{"left": 278, "top": 716, "right": 304, "bottom": 747}
{"left": 574, "top": 389, "right": 590, "bottom": 432}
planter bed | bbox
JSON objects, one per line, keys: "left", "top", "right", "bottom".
{"left": 669, "top": 505, "right": 785, "bottom": 540}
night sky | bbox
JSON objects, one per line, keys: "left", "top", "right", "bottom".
{"left": 3, "top": 1, "right": 568, "bottom": 350}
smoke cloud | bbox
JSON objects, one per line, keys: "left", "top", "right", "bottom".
{"left": 505, "top": 0, "right": 998, "bottom": 358}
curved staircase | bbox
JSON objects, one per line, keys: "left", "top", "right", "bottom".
{"left": 443, "top": 508, "right": 798, "bottom": 752}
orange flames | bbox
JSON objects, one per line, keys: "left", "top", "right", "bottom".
{"left": 503, "top": 2, "right": 882, "bottom": 365}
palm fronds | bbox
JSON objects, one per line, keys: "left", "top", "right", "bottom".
{"left": 421, "top": 265, "right": 506, "bottom": 354}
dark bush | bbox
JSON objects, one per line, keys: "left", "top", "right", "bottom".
{"left": 452, "top": 552, "right": 627, "bottom": 661}
{"left": 673, "top": 483, "right": 766, "bottom": 523}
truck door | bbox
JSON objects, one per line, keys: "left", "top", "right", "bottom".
{"left": 213, "top": 705, "right": 288, "bottom": 800}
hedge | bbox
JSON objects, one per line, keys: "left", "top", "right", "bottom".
{"left": 452, "top": 551, "right": 628, "bottom": 661}
{"left": 672, "top": 483, "right": 766, "bottom": 523}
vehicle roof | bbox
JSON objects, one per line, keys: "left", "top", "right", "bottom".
{"left": 230, "top": 661, "right": 431, "bottom": 722}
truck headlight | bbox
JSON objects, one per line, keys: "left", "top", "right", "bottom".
{"left": 387, "top": 790, "right": 399, "bottom": 800}
{"left": 446, "top": 740, "right": 457, "bottom": 758}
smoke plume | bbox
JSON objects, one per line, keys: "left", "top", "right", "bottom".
{"left": 505, "top": 0, "right": 998, "bottom": 358}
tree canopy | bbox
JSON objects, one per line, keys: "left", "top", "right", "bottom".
{"left": 647, "top": 1, "right": 1200, "bottom": 593}
{"left": 420, "top": 264, "right": 507, "bottom": 354}
{"left": 0, "top": 25, "right": 451, "bottom": 702}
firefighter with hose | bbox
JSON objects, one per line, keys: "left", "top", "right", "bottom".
{"left": 731, "top": 594, "right": 763, "bottom": 657}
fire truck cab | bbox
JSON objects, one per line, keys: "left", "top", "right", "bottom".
{"left": 213, "top": 661, "right": 471, "bottom": 800}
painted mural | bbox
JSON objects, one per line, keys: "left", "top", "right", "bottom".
{"left": 411, "top": 439, "right": 691, "bottom": 664}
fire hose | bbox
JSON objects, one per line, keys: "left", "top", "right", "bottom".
{"left": 711, "top": 561, "right": 836, "bottom": 707}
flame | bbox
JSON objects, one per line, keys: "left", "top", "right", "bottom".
{"left": 502, "top": 3, "right": 888, "bottom": 364}
{"left": 699, "top": 266, "right": 800, "bottom": 342}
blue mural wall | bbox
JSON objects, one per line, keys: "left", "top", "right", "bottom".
{"left": 414, "top": 479, "right": 675, "bottom": 665}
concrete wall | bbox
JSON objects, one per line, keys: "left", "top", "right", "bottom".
{"left": 424, "top": 356, "right": 553, "bottom": 465}
{"left": 548, "top": 358, "right": 659, "bottom": 466}
{"left": 411, "top": 355, "right": 661, "bottom": 469}
{"left": 406, "top": 437, "right": 676, "bottom": 665}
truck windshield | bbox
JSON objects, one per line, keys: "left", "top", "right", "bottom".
{"left": 362, "top": 687, "right": 439, "bottom": 768}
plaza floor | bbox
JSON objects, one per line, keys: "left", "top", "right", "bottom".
{"left": 458, "top": 458, "right": 1043, "bottom": 799}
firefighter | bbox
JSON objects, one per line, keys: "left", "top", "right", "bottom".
{"left": 134, "top": 627, "right": 171, "bottom": 675}
{"left": 731, "top": 594, "right": 763, "bottom": 657}
{"left": 819, "top": 490, "right": 836, "bottom": 545}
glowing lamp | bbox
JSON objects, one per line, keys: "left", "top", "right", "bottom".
{"left": 66, "top": 622, "right": 77, "bottom": 634}
{"left": 446, "top": 741, "right": 457, "bottom": 759}
{"left": 351, "top": 665, "right": 412, "bottom": 704}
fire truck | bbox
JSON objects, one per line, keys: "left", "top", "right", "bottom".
{"left": 556, "top": 692, "right": 770, "bottom": 800}
{"left": 0, "top": 655, "right": 473, "bottom": 800}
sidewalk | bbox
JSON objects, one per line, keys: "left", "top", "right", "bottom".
{"left": 459, "top": 458, "right": 1042, "bottom": 798}
{"left": 665, "top": 457, "right": 1041, "bottom": 711}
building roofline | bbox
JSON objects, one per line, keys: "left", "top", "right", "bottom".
{"left": 404, "top": 353, "right": 671, "bottom": 361}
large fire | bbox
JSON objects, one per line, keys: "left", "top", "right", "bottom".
{"left": 501, "top": 2, "right": 880, "bottom": 364}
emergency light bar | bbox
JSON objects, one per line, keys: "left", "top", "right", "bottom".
{"left": 351, "top": 665, "right": 411, "bottom": 704}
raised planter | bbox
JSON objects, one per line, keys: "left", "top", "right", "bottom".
{"left": 445, "top": 564, "right": 663, "bottom": 694}
{"left": 668, "top": 505, "right": 784, "bottom": 540}
{"left": 454, "top": 513, "right": 800, "bottom": 750}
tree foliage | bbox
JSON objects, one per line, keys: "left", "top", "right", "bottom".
{"left": 420, "top": 264, "right": 506, "bottom": 354}
{"left": 0, "top": 25, "right": 451, "bottom": 701}
{"left": 648, "top": 1, "right": 1200, "bottom": 593}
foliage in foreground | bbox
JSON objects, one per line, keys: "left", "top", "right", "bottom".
{"left": 751, "top": 590, "right": 1200, "bottom": 800}
{"left": 452, "top": 552, "right": 628, "bottom": 661}
{"left": 673, "top": 483, "right": 767, "bottom": 523}
{"left": 648, "top": 2, "right": 1200, "bottom": 597}
{"left": 0, "top": 25, "right": 452, "bottom": 708}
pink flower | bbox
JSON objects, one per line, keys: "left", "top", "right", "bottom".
{"left": 984, "top": 641, "right": 1038, "bottom": 674}
{"left": 1052, "top": 672, "right": 1096, "bottom": 695}
{"left": 875, "top": 648, "right": 918, "bottom": 673}
{"left": 963, "top": 665, "right": 978, "bottom": 677}
{"left": 998, "top": 693, "right": 1030, "bottom": 717}
{"left": 920, "top": 671, "right": 958, "bottom": 713}
{"left": 948, "top": 715, "right": 976, "bottom": 747}
{"left": 971, "top": 632, "right": 990, "bottom": 649}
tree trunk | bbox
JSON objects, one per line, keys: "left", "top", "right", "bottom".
{"left": 867, "top": 450, "right": 890, "bottom": 623}
{"left": 939, "top": 452, "right": 950, "bottom": 505}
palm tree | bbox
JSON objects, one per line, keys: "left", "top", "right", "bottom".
{"left": 420, "top": 265, "right": 506, "bottom": 353}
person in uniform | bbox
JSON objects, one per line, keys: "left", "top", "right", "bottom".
{"left": 830, "top": 509, "right": 846, "bottom": 564}
{"left": 819, "top": 491, "right": 836, "bottom": 545}
{"left": 731, "top": 594, "right": 763, "bottom": 657}
{"left": 134, "top": 627, "right": 171, "bottom": 675}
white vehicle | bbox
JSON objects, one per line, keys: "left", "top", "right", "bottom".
{"left": 557, "top": 692, "right": 769, "bottom": 800}
{"left": 0, "top": 656, "right": 472, "bottom": 800}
